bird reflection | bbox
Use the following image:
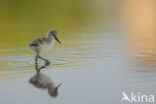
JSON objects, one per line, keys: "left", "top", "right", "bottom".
{"left": 29, "top": 62, "right": 62, "bottom": 98}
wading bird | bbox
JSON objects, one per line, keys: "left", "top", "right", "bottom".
{"left": 29, "top": 29, "right": 62, "bottom": 65}
{"left": 29, "top": 64, "right": 62, "bottom": 97}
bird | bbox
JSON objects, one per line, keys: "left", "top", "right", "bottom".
{"left": 29, "top": 29, "right": 62, "bottom": 65}
{"left": 29, "top": 72, "right": 62, "bottom": 97}
{"left": 29, "top": 59, "right": 62, "bottom": 98}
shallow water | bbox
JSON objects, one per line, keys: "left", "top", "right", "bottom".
{"left": 0, "top": 0, "right": 156, "bottom": 104}
{"left": 0, "top": 30, "right": 155, "bottom": 104}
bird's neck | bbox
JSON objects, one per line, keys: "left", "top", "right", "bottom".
{"left": 47, "top": 35, "right": 55, "bottom": 41}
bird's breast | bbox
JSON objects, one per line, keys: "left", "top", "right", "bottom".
{"left": 40, "top": 39, "right": 55, "bottom": 53}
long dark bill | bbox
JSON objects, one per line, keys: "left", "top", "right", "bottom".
{"left": 56, "top": 83, "right": 62, "bottom": 89}
{"left": 54, "top": 35, "right": 62, "bottom": 44}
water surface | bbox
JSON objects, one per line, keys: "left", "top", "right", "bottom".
{"left": 0, "top": 0, "right": 156, "bottom": 104}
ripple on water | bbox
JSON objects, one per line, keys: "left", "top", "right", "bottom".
{"left": 0, "top": 54, "right": 34, "bottom": 70}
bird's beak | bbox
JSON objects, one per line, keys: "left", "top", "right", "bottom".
{"left": 54, "top": 35, "right": 62, "bottom": 44}
{"left": 53, "top": 83, "right": 62, "bottom": 93}
{"left": 56, "top": 83, "right": 62, "bottom": 89}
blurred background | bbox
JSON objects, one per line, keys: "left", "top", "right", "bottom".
{"left": 0, "top": 0, "right": 120, "bottom": 47}
{"left": 0, "top": 0, "right": 155, "bottom": 104}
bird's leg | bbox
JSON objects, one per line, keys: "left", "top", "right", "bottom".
{"left": 35, "top": 55, "right": 38, "bottom": 65}
{"left": 35, "top": 62, "right": 40, "bottom": 73}
{"left": 35, "top": 55, "right": 40, "bottom": 72}
{"left": 37, "top": 55, "right": 50, "bottom": 66}
{"left": 35, "top": 63, "right": 46, "bottom": 73}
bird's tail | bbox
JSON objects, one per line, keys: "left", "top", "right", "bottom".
{"left": 29, "top": 43, "right": 32, "bottom": 47}
{"left": 29, "top": 43, "right": 38, "bottom": 47}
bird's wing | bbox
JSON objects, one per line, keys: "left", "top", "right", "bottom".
{"left": 30, "top": 37, "right": 50, "bottom": 47}
{"left": 40, "top": 37, "right": 51, "bottom": 44}
{"left": 32, "top": 38, "right": 44, "bottom": 45}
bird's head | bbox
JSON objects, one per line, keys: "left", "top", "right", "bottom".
{"left": 48, "top": 82, "right": 62, "bottom": 97}
{"left": 48, "top": 29, "right": 62, "bottom": 44}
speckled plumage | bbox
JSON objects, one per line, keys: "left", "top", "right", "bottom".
{"left": 28, "top": 29, "right": 61, "bottom": 65}
{"left": 29, "top": 30, "right": 56, "bottom": 54}
{"left": 29, "top": 72, "right": 62, "bottom": 97}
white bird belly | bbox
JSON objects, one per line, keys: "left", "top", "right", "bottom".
{"left": 40, "top": 40, "right": 55, "bottom": 53}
